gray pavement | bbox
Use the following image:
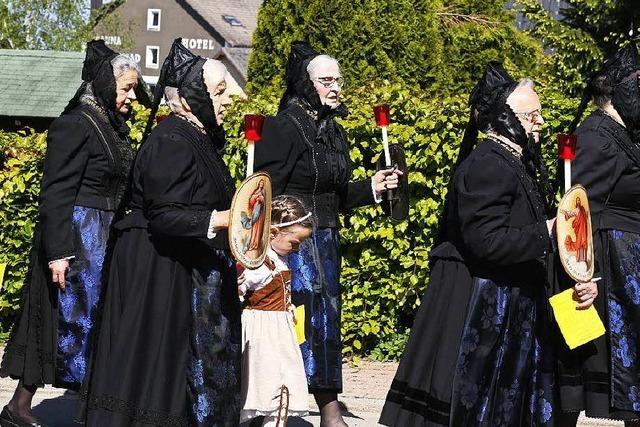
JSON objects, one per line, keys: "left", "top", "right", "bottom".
{"left": 0, "top": 359, "right": 621, "bottom": 426}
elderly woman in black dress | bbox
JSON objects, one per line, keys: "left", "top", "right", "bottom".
{"left": 83, "top": 39, "right": 240, "bottom": 426}
{"left": 380, "top": 63, "right": 597, "bottom": 426}
{"left": 556, "top": 44, "right": 640, "bottom": 426}
{"left": 0, "top": 40, "right": 146, "bottom": 426}
{"left": 255, "top": 41, "right": 401, "bottom": 427}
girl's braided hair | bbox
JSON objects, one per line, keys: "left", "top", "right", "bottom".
{"left": 271, "top": 195, "right": 313, "bottom": 229}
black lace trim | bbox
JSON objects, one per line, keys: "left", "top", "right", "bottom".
{"left": 3, "top": 343, "right": 53, "bottom": 363}
{"left": 87, "top": 394, "right": 190, "bottom": 426}
{"left": 489, "top": 139, "right": 547, "bottom": 221}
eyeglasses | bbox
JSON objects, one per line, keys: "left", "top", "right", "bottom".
{"left": 514, "top": 109, "right": 543, "bottom": 123}
{"left": 314, "top": 76, "right": 345, "bottom": 89}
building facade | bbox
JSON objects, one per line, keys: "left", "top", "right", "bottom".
{"left": 92, "top": 0, "right": 261, "bottom": 95}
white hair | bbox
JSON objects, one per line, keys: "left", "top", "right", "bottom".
{"left": 203, "top": 59, "right": 229, "bottom": 89}
{"left": 164, "top": 86, "right": 183, "bottom": 114}
{"left": 517, "top": 78, "right": 534, "bottom": 89}
{"left": 111, "top": 54, "right": 141, "bottom": 78}
{"left": 306, "top": 54, "right": 340, "bottom": 78}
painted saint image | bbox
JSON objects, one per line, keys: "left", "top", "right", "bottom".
{"left": 230, "top": 173, "right": 272, "bottom": 269}
{"left": 241, "top": 178, "right": 267, "bottom": 253}
{"left": 556, "top": 185, "right": 594, "bottom": 282}
{"left": 562, "top": 196, "right": 589, "bottom": 265}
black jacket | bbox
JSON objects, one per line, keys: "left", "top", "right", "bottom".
{"left": 39, "top": 102, "right": 132, "bottom": 262}
{"left": 440, "top": 138, "right": 552, "bottom": 285}
{"left": 115, "top": 114, "right": 235, "bottom": 250}
{"left": 254, "top": 102, "right": 374, "bottom": 228}
{"left": 572, "top": 110, "right": 640, "bottom": 234}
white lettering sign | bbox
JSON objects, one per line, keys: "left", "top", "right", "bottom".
{"left": 124, "top": 53, "right": 141, "bottom": 63}
{"left": 181, "top": 38, "right": 217, "bottom": 51}
{"left": 97, "top": 35, "right": 122, "bottom": 46}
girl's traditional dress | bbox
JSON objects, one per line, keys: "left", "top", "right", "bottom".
{"left": 240, "top": 247, "right": 309, "bottom": 424}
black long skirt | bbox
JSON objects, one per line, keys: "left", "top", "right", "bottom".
{"left": 557, "top": 229, "right": 640, "bottom": 421}
{"left": 83, "top": 227, "right": 241, "bottom": 426}
{"left": 380, "top": 243, "right": 556, "bottom": 426}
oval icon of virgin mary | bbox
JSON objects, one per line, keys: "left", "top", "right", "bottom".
{"left": 557, "top": 185, "right": 594, "bottom": 283}
{"left": 229, "top": 172, "right": 272, "bottom": 269}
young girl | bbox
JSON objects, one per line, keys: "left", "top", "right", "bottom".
{"left": 238, "top": 195, "right": 313, "bottom": 427}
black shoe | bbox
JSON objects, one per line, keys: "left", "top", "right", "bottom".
{"left": 0, "top": 406, "right": 46, "bottom": 427}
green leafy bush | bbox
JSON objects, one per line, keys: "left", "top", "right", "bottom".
{"left": 0, "top": 130, "right": 46, "bottom": 334}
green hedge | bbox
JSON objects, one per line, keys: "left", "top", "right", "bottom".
{"left": 0, "top": 82, "right": 579, "bottom": 357}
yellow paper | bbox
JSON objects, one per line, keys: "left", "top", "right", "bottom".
{"left": 549, "top": 288, "right": 605, "bottom": 350}
{"left": 294, "top": 305, "right": 306, "bottom": 344}
{"left": 0, "top": 263, "right": 6, "bottom": 291}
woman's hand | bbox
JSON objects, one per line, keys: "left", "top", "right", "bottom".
{"left": 373, "top": 168, "right": 403, "bottom": 194}
{"left": 574, "top": 280, "right": 598, "bottom": 309}
{"left": 212, "top": 209, "right": 230, "bottom": 229}
{"left": 50, "top": 259, "right": 69, "bottom": 290}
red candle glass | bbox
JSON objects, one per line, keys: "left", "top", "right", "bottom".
{"left": 244, "top": 114, "right": 265, "bottom": 142}
{"left": 155, "top": 113, "right": 168, "bottom": 124}
{"left": 558, "top": 133, "right": 577, "bottom": 160}
{"left": 373, "top": 104, "right": 391, "bottom": 127}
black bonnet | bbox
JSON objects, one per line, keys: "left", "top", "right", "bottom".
{"left": 63, "top": 40, "right": 151, "bottom": 117}
{"left": 143, "top": 38, "right": 222, "bottom": 142}
{"left": 568, "top": 43, "right": 640, "bottom": 133}
{"left": 456, "top": 62, "right": 516, "bottom": 168}
{"left": 63, "top": 40, "right": 117, "bottom": 114}
{"left": 278, "top": 41, "right": 324, "bottom": 112}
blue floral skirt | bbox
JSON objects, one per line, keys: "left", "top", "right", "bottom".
{"left": 188, "top": 250, "right": 242, "bottom": 426}
{"left": 607, "top": 229, "right": 640, "bottom": 412}
{"left": 56, "top": 206, "right": 114, "bottom": 387}
{"left": 288, "top": 227, "right": 342, "bottom": 393}
{"left": 450, "top": 278, "right": 555, "bottom": 426}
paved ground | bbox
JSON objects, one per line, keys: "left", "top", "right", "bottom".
{"left": 0, "top": 359, "right": 622, "bottom": 426}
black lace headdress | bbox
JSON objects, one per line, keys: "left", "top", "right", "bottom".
{"left": 142, "top": 38, "right": 223, "bottom": 145}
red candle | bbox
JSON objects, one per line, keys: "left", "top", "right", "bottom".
{"left": 244, "top": 114, "right": 265, "bottom": 142}
{"left": 373, "top": 104, "right": 391, "bottom": 127}
{"left": 155, "top": 113, "right": 168, "bottom": 124}
{"left": 558, "top": 133, "right": 577, "bottom": 160}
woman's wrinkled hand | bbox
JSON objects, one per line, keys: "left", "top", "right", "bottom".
{"left": 574, "top": 280, "right": 598, "bottom": 309}
{"left": 373, "top": 168, "right": 403, "bottom": 194}
{"left": 50, "top": 259, "right": 69, "bottom": 290}
{"left": 213, "top": 209, "right": 230, "bottom": 229}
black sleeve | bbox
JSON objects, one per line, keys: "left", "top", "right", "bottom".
{"left": 571, "top": 127, "right": 625, "bottom": 215}
{"left": 39, "top": 115, "right": 91, "bottom": 261}
{"left": 142, "top": 136, "right": 214, "bottom": 240}
{"left": 338, "top": 123, "right": 375, "bottom": 210}
{"left": 340, "top": 179, "right": 376, "bottom": 210}
{"left": 254, "top": 115, "right": 301, "bottom": 195}
{"left": 456, "top": 154, "right": 550, "bottom": 265}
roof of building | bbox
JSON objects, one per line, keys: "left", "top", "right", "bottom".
{"left": 183, "top": 0, "right": 262, "bottom": 47}
{"left": 0, "top": 49, "right": 83, "bottom": 118}
{"left": 221, "top": 46, "right": 252, "bottom": 78}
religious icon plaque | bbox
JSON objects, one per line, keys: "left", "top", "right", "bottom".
{"left": 229, "top": 172, "right": 272, "bottom": 269}
{"left": 557, "top": 185, "right": 594, "bottom": 283}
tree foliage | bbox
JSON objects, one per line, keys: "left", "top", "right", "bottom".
{"left": 516, "top": 0, "right": 640, "bottom": 94}
{"left": 247, "top": 0, "right": 543, "bottom": 96}
{"left": 0, "top": 0, "right": 133, "bottom": 51}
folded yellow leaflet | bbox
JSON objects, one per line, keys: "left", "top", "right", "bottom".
{"left": 295, "top": 305, "right": 306, "bottom": 345}
{"left": 549, "top": 288, "right": 605, "bottom": 350}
